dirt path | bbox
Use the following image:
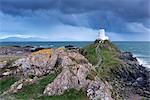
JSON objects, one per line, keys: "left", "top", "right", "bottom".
{"left": 95, "top": 43, "right": 103, "bottom": 68}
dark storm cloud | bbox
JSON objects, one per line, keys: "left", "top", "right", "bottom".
{"left": 0, "top": 0, "right": 150, "bottom": 41}
{"left": 0, "top": 0, "right": 149, "bottom": 20}
{"left": 0, "top": 0, "right": 57, "bottom": 10}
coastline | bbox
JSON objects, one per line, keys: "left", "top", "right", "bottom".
{"left": 0, "top": 40, "right": 150, "bottom": 99}
{"left": 136, "top": 56, "right": 150, "bottom": 68}
{"left": 0, "top": 41, "right": 149, "bottom": 68}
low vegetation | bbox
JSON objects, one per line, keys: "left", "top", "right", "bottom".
{"left": 0, "top": 76, "right": 19, "bottom": 94}
{"left": 82, "top": 44, "right": 98, "bottom": 65}
{"left": 13, "top": 73, "right": 58, "bottom": 99}
{"left": 36, "top": 89, "right": 88, "bottom": 100}
{"left": 0, "top": 72, "right": 58, "bottom": 99}
{"left": 0, "top": 68, "right": 88, "bottom": 100}
{"left": 82, "top": 40, "right": 121, "bottom": 79}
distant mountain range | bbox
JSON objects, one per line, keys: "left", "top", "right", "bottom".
{"left": 0, "top": 37, "right": 46, "bottom": 42}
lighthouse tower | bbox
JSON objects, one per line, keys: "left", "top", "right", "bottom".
{"left": 98, "top": 28, "right": 109, "bottom": 41}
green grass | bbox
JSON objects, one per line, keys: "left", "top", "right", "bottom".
{"left": 83, "top": 41, "right": 120, "bottom": 67}
{"left": 0, "top": 76, "right": 19, "bottom": 94}
{"left": 82, "top": 44, "right": 98, "bottom": 65}
{"left": 100, "top": 48, "right": 120, "bottom": 66}
{"left": 12, "top": 72, "right": 59, "bottom": 99}
{"left": 97, "top": 46, "right": 121, "bottom": 78}
{"left": 82, "top": 41, "right": 121, "bottom": 79}
{"left": 36, "top": 89, "right": 88, "bottom": 100}
{"left": 86, "top": 69, "right": 97, "bottom": 80}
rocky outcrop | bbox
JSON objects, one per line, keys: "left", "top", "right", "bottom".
{"left": 11, "top": 49, "right": 58, "bottom": 77}
{"left": 43, "top": 49, "right": 113, "bottom": 100}
{"left": 87, "top": 77, "right": 113, "bottom": 100}
{"left": 0, "top": 46, "right": 31, "bottom": 56}
{"left": 116, "top": 52, "right": 150, "bottom": 98}
{"left": 82, "top": 40, "right": 150, "bottom": 99}
{"left": 1, "top": 41, "right": 149, "bottom": 99}
{"left": 1, "top": 48, "right": 113, "bottom": 100}
{"left": 43, "top": 50, "right": 90, "bottom": 95}
{"left": 0, "top": 61, "right": 7, "bottom": 69}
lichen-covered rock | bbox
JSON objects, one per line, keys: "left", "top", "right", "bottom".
{"left": 12, "top": 49, "right": 58, "bottom": 77}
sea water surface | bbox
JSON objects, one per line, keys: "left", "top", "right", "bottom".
{"left": 114, "top": 41, "right": 150, "bottom": 68}
{"left": 0, "top": 41, "right": 149, "bottom": 68}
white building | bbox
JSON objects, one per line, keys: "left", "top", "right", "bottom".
{"left": 98, "top": 28, "right": 109, "bottom": 41}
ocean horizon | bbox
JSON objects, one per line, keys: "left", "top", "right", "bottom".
{"left": 0, "top": 41, "right": 150, "bottom": 68}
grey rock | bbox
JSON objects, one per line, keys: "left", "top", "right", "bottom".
{"left": 12, "top": 49, "right": 58, "bottom": 77}
{"left": 0, "top": 61, "right": 7, "bottom": 69}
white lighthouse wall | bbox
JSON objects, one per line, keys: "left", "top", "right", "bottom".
{"left": 98, "top": 29, "right": 109, "bottom": 40}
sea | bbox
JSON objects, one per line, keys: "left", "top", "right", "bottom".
{"left": 0, "top": 41, "right": 149, "bottom": 68}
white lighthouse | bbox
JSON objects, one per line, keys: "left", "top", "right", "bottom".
{"left": 98, "top": 28, "right": 109, "bottom": 41}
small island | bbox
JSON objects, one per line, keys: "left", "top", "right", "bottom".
{"left": 0, "top": 30, "right": 150, "bottom": 100}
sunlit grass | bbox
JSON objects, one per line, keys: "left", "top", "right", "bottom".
{"left": 83, "top": 44, "right": 98, "bottom": 65}
{"left": 13, "top": 72, "right": 59, "bottom": 99}
{"left": 82, "top": 41, "right": 121, "bottom": 79}
{"left": 0, "top": 76, "right": 19, "bottom": 94}
{"left": 36, "top": 89, "right": 88, "bottom": 100}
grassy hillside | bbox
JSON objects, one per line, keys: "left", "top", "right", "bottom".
{"left": 82, "top": 40, "right": 121, "bottom": 79}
